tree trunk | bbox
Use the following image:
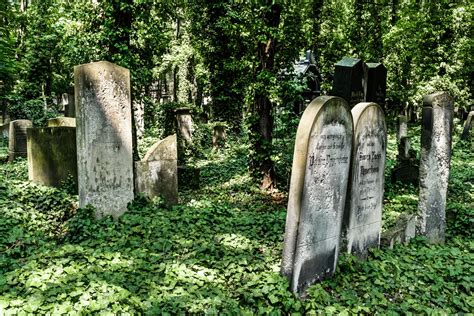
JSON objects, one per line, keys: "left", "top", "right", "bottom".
{"left": 250, "top": 3, "right": 281, "bottom": 191}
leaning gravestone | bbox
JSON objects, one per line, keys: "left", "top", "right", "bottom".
{"left": 332, "top": 57, "right": 365, "bottom": 107}
{"left": 344, "top": 102, "right": 387, "bottom": 257}
{"left": 418, "top": 92, "right": 453, "bottom": 243}
{"left": 75, "top": 61, "right": 134, "bottom": 218}
{"left": 8, "top": 119, "right": 33, "bottom": 162}
{"left": 135, "top": 134, "right": 178, "bottom": 205}
{"left": 460, "top": 111, "right": 473, "bottom": 140}
{"left": 365, "top": 63, "right": 387, "bottom": 108}
{"left": 47, "top": 117, "right": 76, "bottom": 127}
{"left": 27, "top": 127, "right": 77, "bottom": 189}
{"left": 282, "top": 96, "right": 353, "bottom": 295}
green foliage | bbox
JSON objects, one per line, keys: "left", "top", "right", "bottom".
{"left": 6, "top": 96, "right": 58, "bottom": 126}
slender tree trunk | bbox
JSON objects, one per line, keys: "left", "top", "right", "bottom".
{"left": 250, "top": 3, "right": 281, "bottom": 191}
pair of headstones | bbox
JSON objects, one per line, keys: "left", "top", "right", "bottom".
{"left": 332, "top": 57, "right": 387, "bottom": 108}
{"left": 281, "top": 96, "right": 387, "bottom": 295}
{"left": 74, "top": 61, "right": 177, "bottom": 218}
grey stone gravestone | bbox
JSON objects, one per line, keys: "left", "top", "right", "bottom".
{"left": 135, "top": 134, "right": 178, "bottom": 205}
{"left": 332, "top": 57, "right": 365, "bottom": 107}
{"left": 27, "top": 127, "right": 77, "bottom": 189}
{"left": 460, "top": 111, "right": 473, "bottom": 140}
{"left": 175, "top": 107, "right": 194, "bottom": 143}
{"left": 282, "top": 96, "right": 353, "bottom": 295}
{"left": 212, "top": 123, "right": 226, "bottom": 149}
{"left": 397, "top": 115, "right": 407, "bottom": 142}
{"left": 8, "top": 119, "right": 33, "bottom": 162}
{"left": 344, "top": 102, "right": 387, "bottom": 257}
{"left": 365, "top": 63, "right": 387, "bottom": 108}
{"left": 418, "top": 92, "right": 453, "bottom": 244}
{"left": 133, "top": 99, "right": 145, "bottom": 139}
{"left": 47, "top": 117, "right": 76, "bottom": 127}
{"left": 65, "top": 87, "right": 75, "bottom": 118}
{"left": 75, "top": 61, "right": 134, "bottom": 218}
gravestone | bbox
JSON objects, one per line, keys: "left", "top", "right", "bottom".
{"left": 365, "top": 63, "right": 387, "bottom": 108}
{"left": 344, "top": 102, "right": 387, "bottom": 257}
{"left": 135, "top": 134, "right": 178, "bottom": 204}
{"left": 75, "top": 61, "right": 134, "bottom": 218}
{"left": 460, "top": 111, "right": 473, "bottom": 140}
{"left": 418, "top": 92, "right": 453, "bottom": 243}
{"left": 65, "top": 87, "right": 75, "bottom": 118}
{"left": 47, "top": 117, "right": 76, "bottom": 127}
{"left": 332, "top": 57, "right": 365, "bottom": 107}
{"left": 27, "top": 127, "right": 77, "bottom": 189}
{"left": 175, "top": 107, "right": 194, "bottom": 143}
{"left": 133, "top": 99, "right": 145, "bottom": 139}
{"left": 397, "top": 115, "right": 407, "bottom": 141}
{"left": 282, "top": 96, "right": 353, "bottom": 295}
{"left": 391, "top": 136, "right": 419, "bottom": 185}
{"left": 8, "top": 120, "right": 33, "bottom": 162}
{"left": 212, "top": 123, "right": 226, "bottom": 149}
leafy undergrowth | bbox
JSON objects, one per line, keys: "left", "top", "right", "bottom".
{"left": 0, "top": 126, "right": 472, "bottom": 314}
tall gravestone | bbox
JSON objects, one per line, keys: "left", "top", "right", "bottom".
{"left": 282, "top": 96, "right": 353, "bottom": 295}
{"left": 8, "top": 120, "right": 33, "bottom": 162}
{"left": 135, "top": 134, "right": 178, "bottom": 204}
{"left": 75, "top": 61, "right": 134, "bottom": 218}
{"left": 175, "top": 107, "right": 194, "bottom": 143}
{"left": 344, "top": 102, "right": 387, "bottom": 257}
{"left": 365, "top": 63, "right": 387, "bottom": 108}
{"left": 397, "top": 115, "right": 408, "bottom": 142}
{"left": 460, "top": 111, "right": 473, "bottom": 140}
{"left": 418, "top": 92, "right": 453, "bottom": 243}
{"left": 27, "top": 127, "right": 77, "bottom": 189}
{"left": 65, "top": 87, "right": 75, "bottom": 118}
{"left": 332, "top": 57, "right": 365, "bottom": 107}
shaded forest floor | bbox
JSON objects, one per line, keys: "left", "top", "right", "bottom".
{"left": 0, "top": 123, "right": 472, "bottom": 314}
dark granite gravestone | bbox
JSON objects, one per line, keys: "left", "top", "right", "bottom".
{"left": 332, "top": 57, "right": 365, "bottom": 107}
{"left": 75, "top": 61, "right": 134, "bottom": 219}
{"left": 282, "top": 96, "right": 353, "bottom": 295}
{"left": 8, "top": 120, "right": 33, "bottom": 162}
{"left": 418, "top": 92, "right": 453, "bottom": 244}
{"left": 365, "top": 63, "right": 387, "bottom": 108}
{"left": 344, "top": 102, "right": 387, "bottom": 258}
{"left": 135, "top": 134, "right": 178, "bottom": 205}
{"left": 27, "top": 127, "right": 77, "bottom": 190}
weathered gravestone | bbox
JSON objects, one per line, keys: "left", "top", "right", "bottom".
{"left": 133, "top": 99, "right": 145, "bottom": 139}
{"left": 332, "top": 57, "right": 365, "bottom": 107}
{"left": 460, "top": 111, "right": 474, "bottom": 140}
{"left": 175, "top": 107, "right": 194, "bottom": 143}
{"left": 418, "top": 92, "right": 453, "bottom": 243}
{"left": 47, "top": 117, "right": 76, "bottom": 127}
{"left": 344, "top": 102, "right": 387, "bottom": 257}
{"left": 212, "top": 123, "right": 226, "bottom": 149}
{"left": 27, "top": 127, "right": 77, "bottom": 189}
{"left": 365, "top": 63, "right": 387, "bottom": 108}
{"left": 8, "top": 119, "right": 33, "bottom": 162}
{"left": 397, "top": 115, "right": 408, "bottom": 142}
{"left": 281, "top": 96, "right": 353, "bottom": 295}
{"left": 135, "top": 134, "right": 178, "bottom": 204}
{"left": 65, "top": 87, "right": 75, "bottom": 118}
{"left": 75, "top": 61, "right": 134, "bottom": 218}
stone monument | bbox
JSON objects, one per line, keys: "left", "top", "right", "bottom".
{"left": 65, "top": 87, "right": 75, "bottom": 118}
{"left": 47, "top": 117, "right": 76, "bottom": 127}
{"left": 281, "top": 96, "right": 353, "bottom": 295}
{"left": 175, "top": 108, "right": 194, "bottom": 143}
{"left": 212, "top": 123, "right": 226, "bottom": 149}
{"left": 344, "top": 102, "right": 387, "bottom": 257}
{"left": 460, "top": 111, "right": 473, "bottom": 140}
{"left": 332, "top": 57, "right": 365, "bottom": 107}
{"left": 365, "top": 63, "right": 387, "bottom": 108}
{"left": 8, "top": 119, "right": 33, "bottom": 162}
{"left": 418, "top": 92, "right": 453, "bottom": 243}
{"left": 135, "top": 134, "right": 178, "bottom": 204}
{"left": 74, "top": 61, "right": 134, "bottom": 218}
{"left": 396, "top": 115, "right": 408, "bottom": 142}
{"left": 27, "top": 127, "right": 77, "bottom": 189}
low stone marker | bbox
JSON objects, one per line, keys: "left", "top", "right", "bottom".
{"left": 135, "top": 134, "right": 178, "bottom": 204}
{"left": 175, "top": 108, "right": 194, "bottom": 143}
{"left": 47, "top": 117, "right": 76, "bottom": 127}
{"left": 75, "top": 61, "right": 134, "bottom": 218}
{"left": 8, "top": 119, "right": 33, "bottom": 162}
{"left": 27, "top": 127, "right": 77, "bottom": 189}
{"left": 282, "top": 96, "right": 353, "bottom": 295}
{"left": 332, "top": 57, "right": 365, "bottom": 107}
{"left": 397, "top": 115, "right": 407, "bottom": 142}
{"left": 418, "top": 92, "right": 453, "bottom": 243}
{"left": 344, "top": 102, "right": 387, "bottom": 257}
{"left": 365, "top": 63, "right": 387, "bottom": 108}
{"left": 460, "top": 111, "right": 473, "bottom": 140}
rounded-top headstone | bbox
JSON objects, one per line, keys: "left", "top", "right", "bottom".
{"left": 344, "top": 102, "right": 387, "bottom": 257}
{"left": 281, "top": 96, "right": 353, "bottom": 295}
